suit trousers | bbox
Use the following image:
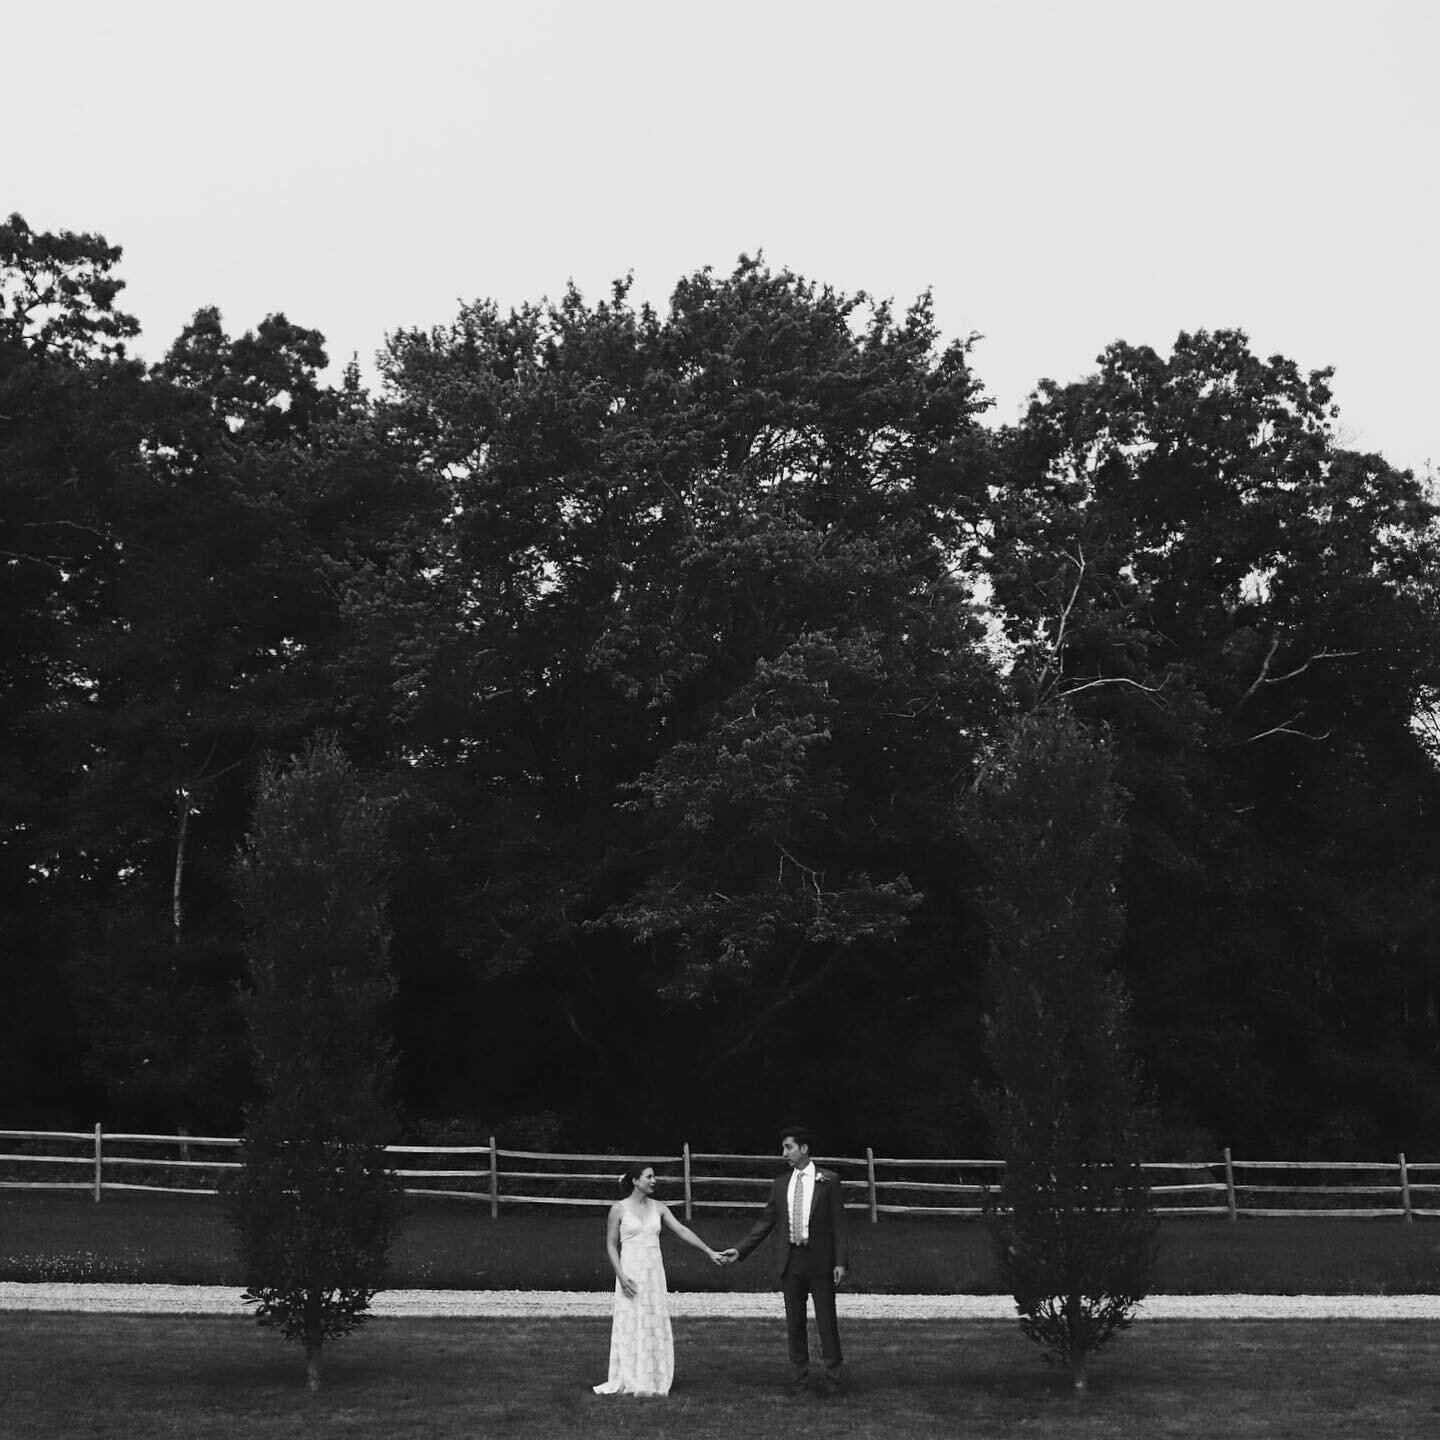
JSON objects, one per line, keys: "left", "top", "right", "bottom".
{"left": 781, "top": 1242, "right": 844, "bottom": 1380}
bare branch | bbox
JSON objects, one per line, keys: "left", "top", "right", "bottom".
{"left": 1244, "top": 716, "right": 1332, "bottom": 743}
{"left": 24, "top": 518, "right": 113, "bottom": 540}
{"left": 1237, "top": 635, "right": 1362, "bottom": 708}
{"left": 1266, "top": 649, "right": 1362, "bottom": 686}
{"left": 1034, "top": 545, "right": 1087, "bottom": 701}
{"left": 717, "top": 941, "right": 848, "bottom": 1064}
{"left": 1236, "top": 634, "right": 1283, "bottom": 708}
{"left": 1058, "top": 675, "right": 1166, "bottom": 701}
{"left": 883, "top": 696, "right": 938, "bottom": 720}
{"left": 0, "top": 548, "right": 65, "bottom": 571}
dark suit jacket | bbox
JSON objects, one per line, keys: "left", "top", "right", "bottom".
{"left": 735, "top": 1166, "right": 850, "bottom": 1280}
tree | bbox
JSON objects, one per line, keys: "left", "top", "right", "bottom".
{"left": 57, "top": 305, "right": 420, "bottom": 1128}
{"left": 967, "top": 710, "right": 1156, "bottom": 1392}
{"left": 0, "top": 211, "right": 138, "bottom": 361}
{"left": 984, "top": 330, "right": 1440, "bottom": 1153}
{"left": 227, "top": 735, "right": 402, "bottom": 1391}
{"left": 373, "top": 258, "right": 1002, "bottom": 1143}
{"left": 0, "top": 214, "right": 148, "bottom": 1122}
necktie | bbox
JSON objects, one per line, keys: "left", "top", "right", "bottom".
{"left": 791, "top": 1170, "right": 805, "bottom": 1244}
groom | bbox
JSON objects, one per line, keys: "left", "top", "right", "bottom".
{"left": 721, "top": 1125, "right": 849, "bottom": 1390}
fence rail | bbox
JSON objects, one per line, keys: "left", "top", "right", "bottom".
{"left": 1, "top": 1128, "right": 1436, "bottom": 1221}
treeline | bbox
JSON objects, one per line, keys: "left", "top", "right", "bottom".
{"left": 3, "top": 214, "right": 1438, "bottom": 1159}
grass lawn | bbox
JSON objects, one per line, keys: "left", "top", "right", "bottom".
{"left": 9, "top": 1192, "right": 1440, "bottom": 1437}
{"left": 5, "top": 1314, "right": 1440, "bottom": 1439}
{"left": 6, "top": 1189, "right": 1440, "bottom": 1293}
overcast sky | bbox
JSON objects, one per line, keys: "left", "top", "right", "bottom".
{"left": 6, "top": 0, "right": 1436, "bottom": 473}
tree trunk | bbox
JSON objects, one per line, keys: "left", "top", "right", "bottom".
{"left": 172, "top": 789, "right": 190, "bottom": 943}
{"left": 1066, "top": 1291, "right": 1089, "bottom": 1391}
{"left": 305, "top": 1339, "right": 321, "bottom": 1391}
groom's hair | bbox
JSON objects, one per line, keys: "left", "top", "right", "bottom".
{"left": 779, "top": 1124, "right": 815, "bottom": 1151}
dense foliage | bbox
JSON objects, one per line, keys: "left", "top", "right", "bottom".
{"left": 969, "top": 712, "right": 1157, "bottom": 1388}
{"left": 4, "top": 215, "right": 1438, "bottom": 1160}
{"left": 226, "top": 737, "right": 402, "bottom": 1390}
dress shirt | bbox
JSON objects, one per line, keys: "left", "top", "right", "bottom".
{"left": 788, "top": 1162, "right": 815, "bottom": 1244}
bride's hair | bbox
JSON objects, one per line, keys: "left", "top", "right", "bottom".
{"left": 618, "top": 1162, "right": 650, "bottom": 1195}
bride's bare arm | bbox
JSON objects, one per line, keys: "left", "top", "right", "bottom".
{"left": 605, "top": 1203, "right": 637, "bottom": 1298}
{"left": 659, "top": 1202, "right": 720, "bottom": 1261}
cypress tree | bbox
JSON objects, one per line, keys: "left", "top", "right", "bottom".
{"left": 227, "top": 735, "right": 402, "bottom": 1391}
{"left": 968, "top": 710, "right": 1157, "bottom": 1391}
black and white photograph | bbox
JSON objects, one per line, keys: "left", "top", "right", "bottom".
{"left": 3, "top": 2, "right": 1439, "bottom": 1434}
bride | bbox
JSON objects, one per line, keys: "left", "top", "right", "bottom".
{"left": 593, "top": 1162, "right": 725, "bottom": 1396}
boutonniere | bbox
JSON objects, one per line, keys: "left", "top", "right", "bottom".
{"left": 816, "top": 1173, "right": 830, "bottom": 1184}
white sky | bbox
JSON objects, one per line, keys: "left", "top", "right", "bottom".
{"left": 6, "top": 0, "right": 1437, "bottom": 473}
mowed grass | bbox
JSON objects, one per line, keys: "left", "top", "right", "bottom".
{"left": 5, "top": 1188, "right": 1440, "bottom": 1292}
{"left": 9, "top": 1193, "right": 1440, "bottom": 1437}
{"left": 5, "top": 1313, "right": 1440, "bottom": 1439}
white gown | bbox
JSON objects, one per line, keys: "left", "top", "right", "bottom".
{"left": 593, "top": 1202, "right": 675, "bottom": 1396}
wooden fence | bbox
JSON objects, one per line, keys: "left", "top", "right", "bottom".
{"left": 3, "top": 1127, "right": 1439, "bottom": 1220}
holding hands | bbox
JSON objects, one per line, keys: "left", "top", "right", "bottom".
{"left": 714, "top": 1247, "right": 739, "bottom": 1267}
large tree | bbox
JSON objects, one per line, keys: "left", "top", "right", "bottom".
{"left": 374, "top": 259, "right": 1001, "bottom": 1144}
{"left": 34, "top": 289, "right": 427, "bottom": 1126}
{"left": 0, "top": 214, "right": 146, "bottom": 1121}
{"left": 985, "top": 330, "right": 1440, "bottom": 1153}
{"left": 52, "top": 310, "right": 352, "bottom": 1127}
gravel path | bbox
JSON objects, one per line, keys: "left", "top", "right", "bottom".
{"left": 5, "top": 1283, "right": 1440, "bottom": 1320}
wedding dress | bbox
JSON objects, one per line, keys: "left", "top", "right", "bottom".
{"left": 592, "top": 1201, "right": 674, "bottom": 1396}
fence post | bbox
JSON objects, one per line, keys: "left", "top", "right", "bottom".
{"left": 93, "top": 1123, "right": 103, "bottom": 1203}
{"left": 1400, "top": 1152, "right": 1413, "bottom": 1223}
{"left": 683, "top": 1143, "right": 693, "bottom": 1222}
{"left": 866, "top": 1147, "right": 878, "bottom": 1224}
{"left": 489, "top": 1135, "right": 499, "bottom": 1220}
{"left": 1223, "top": 1147, "right": 1237, "bottom": 1221}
